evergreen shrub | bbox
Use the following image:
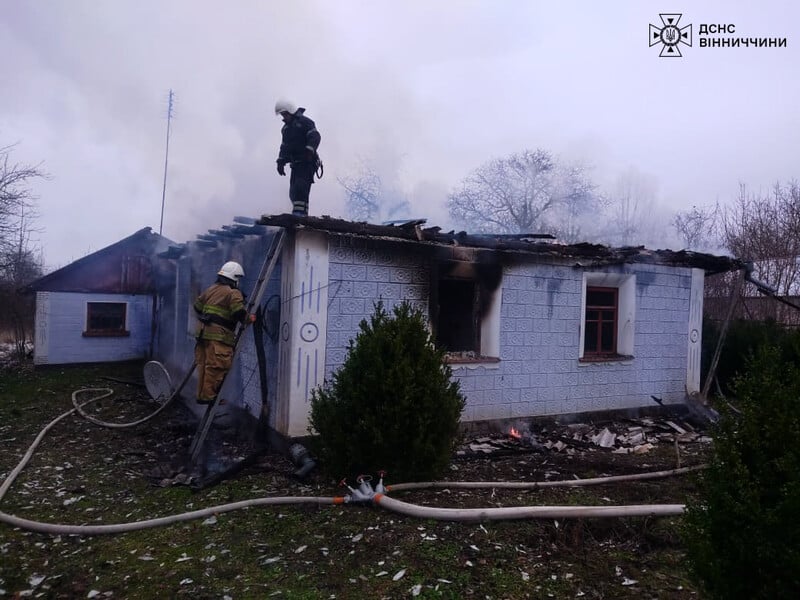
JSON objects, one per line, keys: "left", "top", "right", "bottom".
{"left": 308, "top": 301, "right": 465, "bottom": 482}
{"left": 684, "top": 345, "right": 800, "bottom": 598}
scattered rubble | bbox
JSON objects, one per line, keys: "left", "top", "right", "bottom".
{"left": 458, "top": 416, "right": 711, "bottom": 458}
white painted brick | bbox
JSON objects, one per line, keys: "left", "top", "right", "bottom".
{"left": 328, "top": 262, "right": 343, "bottom": 279}
{"left": 515, "top": 318, "right": 533, "bottom": 332}
{"left": 506, "top": 276, "right": 526, "bottom": 290}
{"left": 353, "top": 249, "right": 375, "bottom": 264}
{"left": 511, "top": 402, "right": 534, "bottom": 417}
{"left": 389, "top": 268, "right": 415, "bottom": 283}
{"left": 340, "top": 298, "right": 366, "bottom": 315}
{"left": 483, "top": 389, "right": 503, "bottom": 404}
{"left": 353, "top": 281, "right": 378, "bottom": 300}
{"left": 374, "top": 250, "right": 399, "bottom": 266}
{"left": 500, "top": 362, "right": 521, "bottom": 377}
{"left": 343, "top": 265, "right": 367, "bottom": 280}
{"left": 327, "top": 349, "right": 347, "bottom": 365}
{"left": 376, "top": 282, "right": 402, "bottom": 300}
{"left": 508, "top": 374, "right": 528, "bottom": 389}
{"left": 330, "top": 247, "right": 353, "bottom": 263}
{"left": 366, "top": 266, "right": 391, "bottom": 282}
{"left": 401, "top": 284, "right": 427, "bottom": 300}
{"left": 545, "top": 399, "right": 564, "bottom": 414}
{"left": 514, "top": 345, "right": 533, "bottom": 361}
{"left": 328, "top": 314, "right": 351, "bottom": 331}
{"left": 533, "top": 318, "right": 550, "bottom": 333}
{"left": 455, "top": 376, "right": 473, "bottom": 392}
{"left": 467, "top": 389, "right": 485, "bottom": 405}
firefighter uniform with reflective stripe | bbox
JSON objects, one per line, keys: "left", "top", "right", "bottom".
{"left": 193, "top": 280, "right": 247, "bottom": 404}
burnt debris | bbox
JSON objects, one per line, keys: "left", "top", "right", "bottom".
{"left": 257, "top": 213, "right": 742, "bottom": 274}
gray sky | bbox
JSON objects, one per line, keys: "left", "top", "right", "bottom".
{"left": 1, "top": 0, "right": 797, "bottom": 269}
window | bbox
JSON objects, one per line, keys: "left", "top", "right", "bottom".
{"left": 579, "top": 273, "right": 635, "bottom": 362}
{"left": 584, "top": 287, "right": 618, "bottom": 356}
{"left": 84, "top": 302, "right": 129, "bottom": 337}
{"left": 436, "top": 278, "right": 479, "bottom": 353}
{"left": 433, "top": 261, "right": 502, "bottom": 362}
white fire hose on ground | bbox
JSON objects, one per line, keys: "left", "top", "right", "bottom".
{"left": 70, "top": 360, "right": 196, "bottom": 430}
{"left": 0, "top": 387, "right": 700, "bottom": 536}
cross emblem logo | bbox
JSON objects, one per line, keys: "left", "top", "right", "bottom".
{"left": 649, "top": 14, "right": 692, "bottom": 57}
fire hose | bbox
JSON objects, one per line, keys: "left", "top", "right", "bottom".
{"left": 69, "top": 362, "right": 196, "bottom": 429}
{"left": 1, "top": 387, "right": 700, "bottom": 536}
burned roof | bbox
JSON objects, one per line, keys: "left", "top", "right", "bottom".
{"left": 257, "top": 213, "right": 743, "bottom": 274}
{"left": 23, "top": 228, "right": 175, "bottom": 294}
{"left": 155, "top": 217, "right": 270, "bottom": 259}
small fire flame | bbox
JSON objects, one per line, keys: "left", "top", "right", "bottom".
{"left": 509, "top": 426, "right": 522, "bottom": 439}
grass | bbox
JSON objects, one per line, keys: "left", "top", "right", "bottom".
{"left": 1, "top": 362, "right": 707, "bottom": 598}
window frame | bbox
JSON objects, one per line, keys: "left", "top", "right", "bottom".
{"left": 583, "top": 286, "right": 619, "bottom": 358}
{"left": 83, "top": 301, "right": 130, "bottom": 337}
{"left": 578, "top": 272, "right": 636, "bottom": 363}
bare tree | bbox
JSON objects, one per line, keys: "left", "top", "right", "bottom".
{"left": 1, "top": 145, "right": 43, "bottom": 252}
{"left": 0, "top": 144, "right": 45, "bottom": 361}
{"left": 720, "top": 181, "right": 800, "bottom": 295}
{"left": 0, "top": 247, "right": 42, "bottom": 360}
{"left": 602, "top": 167, "right": 659, "bottom": 246}
{"left": 447, "top": 149, "right": 599, "bottom": 235}
{"left": 549, "top": 162, "right": 605, "bottom": 243}
{"left": 339, "top": 162, "right": 411, "bottom": 223}
{"left": 672, "top": 203, "right": 719, "bottom": 250}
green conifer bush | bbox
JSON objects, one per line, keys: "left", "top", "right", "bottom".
{"left": 684, "top": 345, "right": 800, "bottom": 598}
{"left": 309, "top": 301, "right": 466, "bottom": 482}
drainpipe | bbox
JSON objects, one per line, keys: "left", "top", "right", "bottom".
{"left": 744, "top": 262, "right": 800, "bottom": 312}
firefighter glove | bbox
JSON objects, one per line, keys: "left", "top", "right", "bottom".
{"left": 277, "top": 161, "right": 286, "bottom": 176}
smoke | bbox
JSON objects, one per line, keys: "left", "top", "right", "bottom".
{"left": 1, "top": 1, "right": 797, "bottom": 267}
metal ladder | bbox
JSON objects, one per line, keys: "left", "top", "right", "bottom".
{"left": 187, "top": 228, "right": 286, "bottom": 463}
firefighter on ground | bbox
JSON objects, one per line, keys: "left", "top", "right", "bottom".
{"left": 275, "top": 99, "right": 321, "bottom": 216}
{"left": 193, "top": 261, "right": 254, "bottom": 404}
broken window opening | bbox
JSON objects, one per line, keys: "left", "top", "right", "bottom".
{"left": 436, "top": 278, "right": 480, "bottom": 354}
{"left": 84, "top": 302, "right": 129, "bottom": 337}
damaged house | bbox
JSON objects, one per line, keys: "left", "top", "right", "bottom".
{"left": 152, "top": 214, "right": 739, "bottom": 437}
{"left": 23, "top": 227, "right": 173, "bottom": 366}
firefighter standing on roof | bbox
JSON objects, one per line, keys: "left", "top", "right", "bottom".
{"left": 275, "top": 99, "right": 321, "bottom": 216}
{"left": 193, "top": 261, "right": 253, "bottom": 404}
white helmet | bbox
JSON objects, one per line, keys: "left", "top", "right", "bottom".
{"left": 274, "top": 99, "right": 296, "bottom": 116}
{"left": 218, "top": 261, "right": 245, "bottom": 282}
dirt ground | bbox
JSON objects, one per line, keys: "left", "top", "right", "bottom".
{"left": 0, "top": 363, "right": 710, "bottom": 599}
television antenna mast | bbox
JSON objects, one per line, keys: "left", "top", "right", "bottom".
{"left": 159, "top": 89, "right": 175, "bottom": 235}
